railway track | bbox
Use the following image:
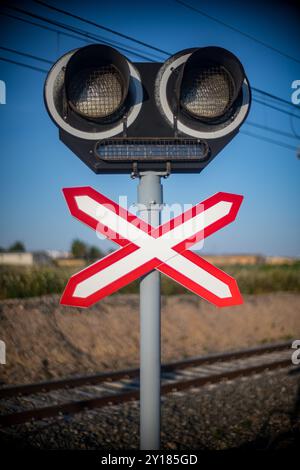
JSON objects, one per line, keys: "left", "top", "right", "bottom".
{"left": 0, "top": 341, "right": 293, "bottom": 428}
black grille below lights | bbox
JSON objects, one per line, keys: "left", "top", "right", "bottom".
{"left": 95, "top": 138, "right": 209, "bottom": 161}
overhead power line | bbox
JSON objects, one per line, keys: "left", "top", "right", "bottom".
{"left": 2, "top": 10, "right": 299, "bottom": 152}
{"left": 1, "top": 12, "right": 92, "bottom": 46}
{"left": 32, "top": 1, "right": 300, "bottom": 111}
{"left": 4, "top": 5, "right": 159, "bottom": 62}
{"left": 34, "top": 0, "right": 171, "bottom": 56}
{"left": 252, "top": 87, "right": 296, "bottom": 109}
{"left": 241, "top": 130, "right": 297, "bottom": 152}
{"left": 5, "top": 3, "right": 299, "bottom": 112}
{"left": 6, "top": 12, "right": 155, "bottom": 62}
{"left": 0, "top": 46, "right": 52, "bottom": 64}
{"left": 246, "top": 121, "right": 299, "bottom": 141}
{"left": 0, "top": 56, "right": 47, "bottom": 73}
{"left": 2, "top": 10, "right": 152, "bottom": 60}
{"left": 253, "top": 98, "right": 300, "bottom": 120}
{"left": 175, "top": 0, "right": 300, "bottom": 65}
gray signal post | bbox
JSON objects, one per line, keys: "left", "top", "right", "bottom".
{"left": 44, "top": 43, "right": 251, "bottom": 452}
{"left": 138, "top": 172, "right": 163, "bottom": 450}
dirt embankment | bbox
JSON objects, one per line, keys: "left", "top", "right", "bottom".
{"left": 0, "top": 292, "right": 299, "bottom": 385}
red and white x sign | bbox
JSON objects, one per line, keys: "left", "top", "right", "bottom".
{"left": 61, "top": 187, "right": 243, "bottom": 308}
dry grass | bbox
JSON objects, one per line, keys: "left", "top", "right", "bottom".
{"left": 1, "top": 262, "right": 300, "bottom": 299}
{"left": 0, "top": 292, "right": 299, "bottom": 385}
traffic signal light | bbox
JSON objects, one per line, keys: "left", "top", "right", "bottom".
{"left": 44, "top": 44, "right": 251, "bottom": 173}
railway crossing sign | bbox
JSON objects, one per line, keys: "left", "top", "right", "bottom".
{"left": 61, "top": 186, "right": 243, "bottom": 308}
{"left": 44, "top": 43, "right": 251, "bottom": 449}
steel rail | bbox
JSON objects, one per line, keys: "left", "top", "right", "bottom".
{"left": 0, "top": 358, "right": 291, "bottom": 427}
{"left": 0, "top": 358, "right": 292, "bottom": 427}
{"left": 0, "top": 340, "right": 291, "bottom": 399}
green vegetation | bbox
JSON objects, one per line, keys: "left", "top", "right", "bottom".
{"left": 0, "top": 262, "right": 299, "bottom": 300}
{"left": 8, "top": 241, "right": 26, "bottom": 252}
{"left": 224, "top": 262, "right": 300, "bottom": 295}
{"left": 71, "top": 239, "right": 103, "bottom": 261}
{"left": 0, "top": 266, "right": 73, "bottom": 299}
{"left": 71, "top": 239, "right": 87, "bottom": 259}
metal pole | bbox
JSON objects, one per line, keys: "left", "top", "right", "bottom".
{"left": 138, "top": 171, "right": 163, "bottom": 450}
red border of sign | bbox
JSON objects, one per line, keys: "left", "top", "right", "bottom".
{"left": 158, "top": 251, "right": 242, "bottom": 307}
{"left": 61, "top": 187, "right": 243, "bottom": 308}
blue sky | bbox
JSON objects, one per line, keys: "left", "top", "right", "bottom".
{"left": 0, "top": 0, "right": 299, "bottom": 256}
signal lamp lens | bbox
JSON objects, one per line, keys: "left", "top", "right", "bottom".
{"left": 68, "top": 65, "right": 123, "bottom": 118}
{"left": 64, "top": 44, "right": 130, "bottom": 121}
{"left": 180, "top": 65, "right": 234, "bottom": 119}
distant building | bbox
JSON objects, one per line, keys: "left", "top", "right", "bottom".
{"left": 201, "top": 254, "right": 265, "bottom": 266}
{"left": 265, "top": 256, "right": 297, "bottom": 265}
{"left": 0, "top": 251, "right": 52, "bottom": 266}
{"left": 0, "top": 252, "right": 33, "bottom": 266}
{"left": 200, "top": 254, "right": 298, "bottom": 266}
{"left": 33, "top": 251, "right": 53, "bottom": 265}
{"left": 55, "top": 257, "right": 86, "bottom": 268}
{"left": 46, "top": 250, "right": 71, "bottom": 259}
{"left": 0, "top": 250, "right": 297, "bottom": 267}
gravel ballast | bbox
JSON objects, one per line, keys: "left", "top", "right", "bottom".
{"left": 1, "top": 368, "right": 299, "bottom": 450}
